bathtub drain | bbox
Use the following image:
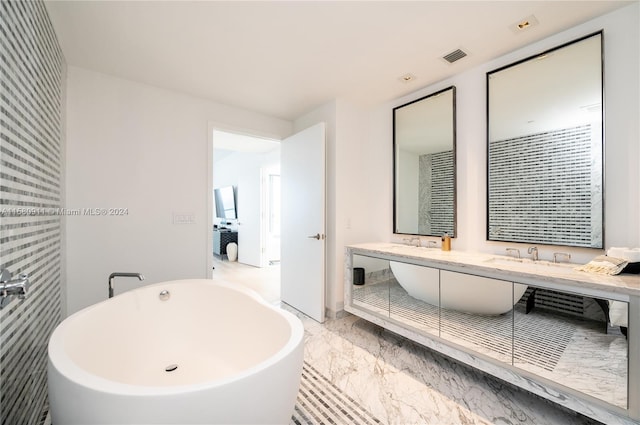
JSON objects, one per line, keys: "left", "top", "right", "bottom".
{"left": 165, "top": 364, "right": 178, "bottom": 372}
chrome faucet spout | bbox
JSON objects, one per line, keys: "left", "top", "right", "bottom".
{"left": 108, "top": 272, "right": 145, "bottom": 298}
{"left": 0, "top": 269, "right": 30, "bottom": 309}
{"left": 528, "top": 246, "right": 539, "bottom": 261}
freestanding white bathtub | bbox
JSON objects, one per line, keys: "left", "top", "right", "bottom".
{"left": 390, "top": 261, "right": 527, "bottom": 315}
{"left": 48, "top": 279, "right": 304, "bottom": 424}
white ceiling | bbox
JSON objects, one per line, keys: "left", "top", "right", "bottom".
{"left": 45, "top": 1, "right": 631, "bottom": 121}
{"left": 213, "top": 130, "right": 279, "bottom": 153}
{"left": 212, "top": 129, "right": 279, "bottom": 160}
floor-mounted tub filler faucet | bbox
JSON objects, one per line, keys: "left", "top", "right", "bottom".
{"left": 108, "top": 272, "right": 145, "bottom": 298}
{"left": 0, "top": 269, "right": 30, "bottom": 309}
{"left": 528, "top": 246, "right": 539, "bottom": 261}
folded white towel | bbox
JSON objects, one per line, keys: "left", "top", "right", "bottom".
{"left": 607, "top": 247, "right": 640, "bottom": 262}
{"left": 622, "top": 248, "right": 640, "bottom": 263}
{"left": 575, "top": 255, "right": 628, "bottom": 275}
{"left": 607, "top": 247, "right": 628, "bottom": 258}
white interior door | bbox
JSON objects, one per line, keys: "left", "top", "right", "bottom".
{"left": 237, "top": 170, "right": 263, "bottom": 267}
{"left": 281, "top": 122, "right": 326, "bottom": 322}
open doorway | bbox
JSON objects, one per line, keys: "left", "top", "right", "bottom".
{"left": 210, "top": 123, "right": 326, "bottom": 320}
{"left": 211, "top": 129, "right": 281, "bottom": 271}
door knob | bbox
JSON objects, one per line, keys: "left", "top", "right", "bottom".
{"left": 307, "top": 233, "right": 324, "bottom": 240}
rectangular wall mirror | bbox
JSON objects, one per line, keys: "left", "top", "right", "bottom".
{"left": 394, "top": 86, "right": 456, "bottom": 237}
{"left": 487, "top": 32, "right": 603, "bottom": 248}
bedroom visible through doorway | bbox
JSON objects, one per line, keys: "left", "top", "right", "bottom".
{"left": 212, "top": 129, "right": 281, "bottom": 268}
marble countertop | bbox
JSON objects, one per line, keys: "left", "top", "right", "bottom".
{"left": 347, "top": 243, "right": 640, "bottom": 298}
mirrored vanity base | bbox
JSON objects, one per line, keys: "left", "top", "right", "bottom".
{"left": 353, "top": 279, "right": 627, "bottom": 408}
{"left": 345, "top": 244, "right": 640, "bottom": 425}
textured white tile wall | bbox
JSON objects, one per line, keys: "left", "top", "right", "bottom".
{"left": 0, "top": 1, "right": 64, "bottom": 424}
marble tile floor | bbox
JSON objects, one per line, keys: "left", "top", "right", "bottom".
{"left": 218, "top": 260, "right": 603, "bottom": 425}
{"left": 293, "top": 309, "right": 605, "bottom": 425}
{"left": 212, "top": 257, "right": 281, "bottom": 305}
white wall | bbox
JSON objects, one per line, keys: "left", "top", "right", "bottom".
{"left": 212, "top": 148, "right": 280, "bottom": 230}
{"left": 213, "top": 148, "right": 280, "bottom": 188}
{"left": 368, "top": 3, "right": 639, "bottom": 265}
{"left": 65, "top": 66, "right": 292, "bottom": 315}
{"left": 334, "top": 100, "right": 384, "bottom": 311}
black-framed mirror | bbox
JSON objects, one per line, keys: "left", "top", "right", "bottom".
{"left": 487, "top": 32, "right": 603, "bottom": 248}
{"left": 393, "top": 86, "right": 456, "bottom": 237}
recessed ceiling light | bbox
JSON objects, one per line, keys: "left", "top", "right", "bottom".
{"left": 511, "top": 14, "right": 539, "bottom": 33}
{"left": 398, "top": 73, "right": 416, "bottom": 83}
{"left": 518, "top": 21, "right": 531, "bottom": 30}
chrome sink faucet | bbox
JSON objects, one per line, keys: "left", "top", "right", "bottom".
{"left": 528, "top": 246, "right": 539, "bottom": 261}
{"left": 108, "top": 272, "right": 145, "bottom": 298}
{"left": 403, "top": 236, "right": 421, "bottom": 247}
{"left": 553, "top": 252, "right": 571, "bottom": 263}
{"left": 0, "top": 269, "right": 30, "bottom": 309}
{"left": 506, "top": 248, "right": 520, "bottom": 259}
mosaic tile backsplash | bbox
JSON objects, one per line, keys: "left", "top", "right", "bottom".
{"left": 0, "top": 1, "right": 65, "bottom": 424}
{"left": 418, "top": 150, "right": 454, "bottom": 236}
{"left": 488, "top": 124, "right": 602, "bottom": 248}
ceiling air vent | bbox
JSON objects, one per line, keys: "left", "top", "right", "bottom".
{"left": 443, "top": 49, "right": 467, "bottom": 64}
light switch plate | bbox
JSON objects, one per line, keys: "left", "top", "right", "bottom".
{"left": 172, "top": 212, "right": 195, "bottom": 225}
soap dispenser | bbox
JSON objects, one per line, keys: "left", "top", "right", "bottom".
{"left": 442, "top": 233, "right": 451, "bottom": 251}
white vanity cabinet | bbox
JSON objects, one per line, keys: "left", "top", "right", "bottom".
{"left": 345, "top": 244, "right": 640, "bottom": 425}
